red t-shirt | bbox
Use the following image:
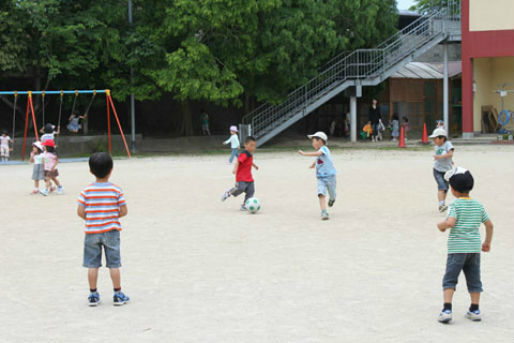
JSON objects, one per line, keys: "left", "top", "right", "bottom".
{"left": 236, "top": 150, "right": 253, "bottom": 182}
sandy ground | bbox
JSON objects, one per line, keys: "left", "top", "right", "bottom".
{"left": 0, "top": 145, "right": 513, "bottom": 343}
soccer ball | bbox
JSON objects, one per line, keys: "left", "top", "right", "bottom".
{"left": 245, "top": 197, "right": 261, "bottom": 214}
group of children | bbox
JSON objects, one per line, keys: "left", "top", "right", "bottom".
{"left": 29, "top": 124, "right": 63, "bottom": 195}
{"left": 218, "top": 123, "right": 494, "bottom": 324}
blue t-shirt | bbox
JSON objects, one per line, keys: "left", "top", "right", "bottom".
{"left": 316, "top": 146, "right": 336, "bottom": 178}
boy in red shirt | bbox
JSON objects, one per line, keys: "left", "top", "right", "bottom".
{"left": 221, "top": 136, "right": 259, "bottom": 210}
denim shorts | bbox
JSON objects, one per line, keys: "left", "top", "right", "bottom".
{"left": 83, "top": 230, "right": 121, "bottom": 268}
{"left": 317, "top": 176, "right": 337, "bottom": 200}
{"left": 433, "top": 169, "right": 449, "bottom": 191}
{"left": 442, "top": 253, "right": 482, "bottom": 293}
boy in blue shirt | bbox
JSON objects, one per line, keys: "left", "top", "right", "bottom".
{"left": 299, "top": 131, "right": 337, "bottom": 220}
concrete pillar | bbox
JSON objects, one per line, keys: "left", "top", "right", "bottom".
{"left": 350, "top": 96, "right": 357, "bottom": 142}
{"left": 443, "top": 44, "right": 449, "bottom": 134}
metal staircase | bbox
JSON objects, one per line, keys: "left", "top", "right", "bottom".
{"left": 242, "top": 4, "right": 461, "bottom": 146}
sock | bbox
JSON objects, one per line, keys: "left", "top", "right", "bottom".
{"left": 114, "top": 287, "right": 121, "bottom": 293}
{"left": 439, "top": 201, "right": 445, "bottom": 205}
{"left": 90, "top": 288, "right": 97, "bottom": 293}
{"left": 469, "top": 304, "right": 479, "bottom": 312}
{"left": 443, "top": 303, "right": 452, "bottom": 311}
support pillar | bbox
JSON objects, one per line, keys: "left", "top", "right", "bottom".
{"left": 350, "top": 96, "right": 357, "bottom": 142}
{"left": 443, "top": 44, "right": 449, "bottom": 134}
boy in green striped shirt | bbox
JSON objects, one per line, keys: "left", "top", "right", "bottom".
{"left": 436, "top": 167, "right": 494, "bottom": 324}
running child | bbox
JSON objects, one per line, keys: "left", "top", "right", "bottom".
{"left": 430, "top": 127, "right": 454, "bottom": 212}
{"left": 221, "top": 136, "right": 259, "bottom": 210}
{"left": 77, "top": 152, "right": 130, "bottom": 306}
{"left": 1, "top": 131, "right": 13, "bottom": 162}
{"left": 222, "top": 125, "right": 240, "bottom": 164}
{"left": 29, "top": 141, "right": 45, "bottom": 194}
{"left": 436, "top": 167, "right": 493, "bottom": 323}
{"left": 298, "top": 131, "right": 337, "bottom": 220}
{"left": 40, "top": 123, "right": 60, "bottom": 143}
{"left": 40, "top": 139, "right": 63, "bottom": 195}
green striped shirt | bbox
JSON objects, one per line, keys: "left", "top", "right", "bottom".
{"left": 447, "top": 198, "right": 489, "bottom": 253}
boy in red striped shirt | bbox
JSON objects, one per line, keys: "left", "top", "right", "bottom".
{"left": 77, "top": 152, "right": 130, "bottom": 306}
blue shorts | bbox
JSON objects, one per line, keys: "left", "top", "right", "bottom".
{"left": 433, "top": 169, "right": 449, "bottom": 191}
{"left": 317, "top": 176, "right": 337, "bottom": 200}
{"left": 83, "top": 230, "right": 121, "bottom": 268}
{"left": 442, "top": 253, "right": 482, "bottom": 293}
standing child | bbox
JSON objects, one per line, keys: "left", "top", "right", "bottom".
{"left": 298, "top": 131, "right": 337, "bottom": 220}
{"left": 1, "top": 131, "right": 13, "bottom": 162}
{"left": 430, "top": 128, "right": 454, "bottom": 212}
{"left": 221, "top": 136, "right": 259, "bottom": 210}
{"left": 436, "top": 167, "right": 493, "bottom": 323}
{"left": 77, "top": 152, "right": 130, "bottom": 306}
{"left": 222, "top": 125, "right": 240, "bottom": 164}
{"left": 40, "top": 139, "right": 63, "bottom": 195}
{"left": 391, "top": 114, "right": 400, "bottom": 141}
{"left": 29, "top": 141, "right": 45, "bottom": 194}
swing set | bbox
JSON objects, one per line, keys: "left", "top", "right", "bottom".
{"left": 0, "top": 89, "right": 131, "bottom": 159}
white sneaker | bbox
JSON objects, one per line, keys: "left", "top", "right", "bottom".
{"left": 438, "top": 309, "right": 452, "bottom": 323}
{"left": 57, "top": 186, "right": 64, "bottom": 194}
{"left": 321, "top": 210, "right": 329, "bottom": 220}
{"left": 221, "top": 190, "right": 231, "bottom": 201}
{"left": 40, "top": 189, "right": 49, "bottom": 196}
{"left": 466, "top": 310, "right": 482, "bottom": 321}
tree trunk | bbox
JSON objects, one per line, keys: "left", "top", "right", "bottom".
{"left": 179, "top": 100, "right": 194, "bottom": 136}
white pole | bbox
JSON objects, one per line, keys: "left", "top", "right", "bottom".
{"left": 443, "top": 44, "right": 449, "bottom": 134}
{"left": 350, "top": 96, "right": 357, "bottom": 142}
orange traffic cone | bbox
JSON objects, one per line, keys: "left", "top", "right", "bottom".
{"left": 398, "top": 126, "right": 406, "bottom": 148}
{"left": 421, "top": 123, "right": 429, "bottom": 144}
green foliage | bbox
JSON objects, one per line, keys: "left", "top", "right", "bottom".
{"left": 0, "top": 0, "right": 398, "bottom": 108}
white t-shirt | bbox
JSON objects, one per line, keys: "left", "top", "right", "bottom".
{"left": 41, "top": 133, "right": 55, "bottom": 143}
{"left": 0, "top": 136, "right": 11, "bottom": 147}
{"left": 33, "top": 153, "right": 44, "bottom": 164}
{"left": 224, "top": 134, "right": 240, "bottom": 149}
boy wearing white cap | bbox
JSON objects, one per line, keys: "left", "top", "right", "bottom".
{"left": 223, "top": 125, "right": 240, "bottom": 164}
{"left": 299, "top": 131, "right": 337, "bottom": 220}
{"left": 430, "top": 127, "right": 454, "bottom": 212}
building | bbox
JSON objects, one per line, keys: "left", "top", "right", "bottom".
{"left": 461, "top": 0, "right": 514, "bottom": 137}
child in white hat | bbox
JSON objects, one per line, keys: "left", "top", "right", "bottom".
{"left": 298, "top": 131, "right": 337, "bottom": 220}
{"left": 223, "top": 125, "right": 240, "bottom": 164}
{"left": 430, "top": 127, "right": 455, "bottom": 212}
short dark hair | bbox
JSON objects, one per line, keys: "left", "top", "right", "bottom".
{"left": 44, "top": 123, "right": 54, "bottom": 133}
{"left": 245, "top": 136, "right": 256, "bottom": 144}
{"left": 45, "top": 146, "right": 56, "bottom": 154}
{"left": 89, "top": 152, "right": 113, "bottom": 178}
{"left": 313, "top": 136, "right": 326, "bottom": 145}
{"left": 450, "top": 170, "right": 474, "bottom": 193}
{"left": 437, "top": 135, "right": 447, "bottom": 141}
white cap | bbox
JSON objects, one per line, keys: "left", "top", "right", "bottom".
{"left": 307, "top": 131, "right": 328, "bottom": 143}
{"left": 32, "top": 141, "right": 44, "bottom": 151}
{"left": 429, "top": 127, "right": 448, "bottom": 138}
{"left": 229, "top": 125, "right": 238, "bottom": 133}
{"left": 444, "top": 166, "right": 468, "bottom": 182}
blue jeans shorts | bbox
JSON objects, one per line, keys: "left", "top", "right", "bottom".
{"left": 317, "top": 176, "right": 337, "bottom": 200}
{"left": 83, "top": 230, "right": 121, "bottom": 268}
{"left": 433, "top": 169, "right": 449, "bottom": 191}
{"left": 442, "top": 253, "right": 483, "bottom": 293}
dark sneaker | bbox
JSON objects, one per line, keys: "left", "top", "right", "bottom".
{"left": 328, "top": 199, "right": 335, "bottom": 207}
{"left": 438, "top": 309, "right": 452, "bottom": 323}
{"left": 88, "top": 292, "right": 101, "bottom": 307}
{"left": 113, "top": 291, "right": 130, "bottom": 306}
{"left": 438, "top": 204, "right": 448, "bottom": 212}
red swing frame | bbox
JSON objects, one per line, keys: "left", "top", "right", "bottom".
{"left": 21, "top": 90, "right": 131, "bottom": 159}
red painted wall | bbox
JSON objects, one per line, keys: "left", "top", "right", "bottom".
{"left": 461, "top": 0, "right": 514, "bottom": 134}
